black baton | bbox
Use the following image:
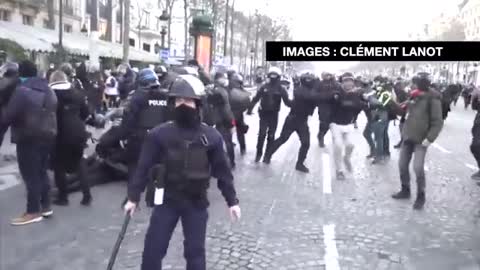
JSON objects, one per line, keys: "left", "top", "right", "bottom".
{"left": 106, "top": 212, "right": 131, "bottom": 270}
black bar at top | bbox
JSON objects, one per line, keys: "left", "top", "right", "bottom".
{"left": 265, "top": 41, "right": 480, "bottom": 61}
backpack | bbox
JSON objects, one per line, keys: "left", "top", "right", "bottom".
{"left": 22, "top": 87, "right": 58, "bottom": 141}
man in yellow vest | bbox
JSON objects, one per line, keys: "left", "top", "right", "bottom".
{"left": 371, "top": 80, "right": 393, "bottom": 164}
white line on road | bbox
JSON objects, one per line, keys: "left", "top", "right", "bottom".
{"left": 466, "top": 163, "right": 478, "bottom": 171}
{"left": 322, "top": 153, "right": 332, "bottom": 194}
{"left": 432, "top": 143, "right": 452, "bottom": 154}
{"left": 0, "top": 174, "right": 20, "bottom": 191}
{"left": 323, "top": 224, "right": 341, "bottom": 270}
{"left": 268, "top": 200, "right": 276, "bottom": 216}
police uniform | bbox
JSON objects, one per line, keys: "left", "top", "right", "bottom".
{"left": 263, "top": 72, "right": 317, "bottom": 173}
{"left": 127, "top": 74, "right": 239, "bottom": 270}
{"left": 106, "top": 68, "right": 169, "bottom": 206}
{"left": 248, "top": 67, "right": 291, "bottom": 162}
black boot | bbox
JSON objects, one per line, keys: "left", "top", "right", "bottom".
{"left": 262, "top": 156, "right": 271, "bottom": 164}
{"left": 295, "top": 163, "right": 309, "bottom": 173}
{"left": 255, "top": 152, "right": 262, "bottom": 163}
{"left": 413, "top": 191, "right": 425, "bottom": 210}
{"left": 336, "top": 171, "right": 346, "bottom": 180}
{"left": 471, "top": 171, "right": 480, "bottom": 180}
{"left": 391, "top": 185, "right": 411, "bottom": 199}
{"left": 80, "top": 194, "right": 92, "bottom": 206}
{"left": 53, "top": 194, "right": 69, "bottom": 206}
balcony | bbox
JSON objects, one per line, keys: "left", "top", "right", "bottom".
{"left": 8, "top": 0, "right": 46, "bottom": 9}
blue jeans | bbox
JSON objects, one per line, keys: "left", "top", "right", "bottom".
{"left": 372, "top": 119, "right": 388, "bottom": 158}
{"left": 141, "top": 201, "right": 208, "bottom": 270}
{"left": 363, "top": 120, "right": 375, "bottom": 153}
{"left": 16, "top": 141, "right": 52, "bottom": 213}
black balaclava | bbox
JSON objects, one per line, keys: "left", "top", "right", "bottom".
{"left": 174, "top": 103, "right": 201, "bottom": 128}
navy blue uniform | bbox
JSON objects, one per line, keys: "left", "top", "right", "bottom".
{"left": 128, "top": 122, "right": 238, "bottom": 270}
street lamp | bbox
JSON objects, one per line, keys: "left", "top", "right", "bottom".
{"left": 159, "top": 10, "right": 170, "bottom": 49}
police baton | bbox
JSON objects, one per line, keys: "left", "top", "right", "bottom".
{"left": 106, "top": 211, "right": 131, "bottom": 270}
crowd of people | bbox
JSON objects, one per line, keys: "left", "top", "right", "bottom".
{"left": 2, "top": 57, "right": 480, "bottom": 269}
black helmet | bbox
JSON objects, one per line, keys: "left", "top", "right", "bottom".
{"left": 59, "top": 63, "right": 75, "bottom": 78}
{"left": 340, "top": 72, "right": 354, "bottom": 82}
{"left": 412, "top": 72, "right": 431, "bottom": 90}
{"left": 154, "top": 65, "right": 167, "bottom": 76}
{"left": 169, "top": 74, "right": 206, "bottom": 100}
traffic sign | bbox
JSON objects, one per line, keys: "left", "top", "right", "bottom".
{"left": 161, "top": 49, "right": 169, "bottom": 60}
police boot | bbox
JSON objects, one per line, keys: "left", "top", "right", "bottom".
{"left": 262, "top": 156, "right": 271, "bottom": 164}
{"left": 53, "top": 196, "right": 69, "bottom": 206}
{"left": 80, "top": 193, "right": 92, "bottom": 206}
{"left": 413, "top": 191, "right": 425, "bottom": 210}
{"left": 295, "top": 163, "right": 309, "bottom": 173}
{"left": 336, "top": 171, "right": 346, "bottom": 180}
{"left": 391, "top": 185, "right": 411, "bottom": 199}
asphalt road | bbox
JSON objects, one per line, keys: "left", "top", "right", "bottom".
{"left": 1, "top": 102, "right": 480, "bottom": 270}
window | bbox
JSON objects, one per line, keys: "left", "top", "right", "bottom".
{"left": 22, "top": 14, "right": 33, "bottom": 26}
{"left": 0, "top": 9, "right": 11, "bottom": 22}
{"left": 143, "top": 43, "right": 151, "bottom": 52}
{"left": 64, "top": 24, "right": 72, "bottom": 33}
{"left": 142, "top": 10, "right": 150, "bottom": 27}
{"left": 129, "top": 38, "right": 135, "bottom": 47}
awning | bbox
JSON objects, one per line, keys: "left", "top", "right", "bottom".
{"left": 0, "top": 21, "right": 159, "bottom": 63}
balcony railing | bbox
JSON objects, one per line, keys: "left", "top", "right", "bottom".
{"left": 12, "top": 0, "right": 46, "bottom": 9}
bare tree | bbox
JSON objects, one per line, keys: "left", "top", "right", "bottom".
{"left": 229, "top": 0, "right": 235, "bottom": 65}
{"left": 46, "top": 0, "right": 55, "bottom": 29}
{"left": 223, "top": 0, "right": 230, "bottom": 58}
{"left": 106, "top": 0, "right": 113, "bottom": 41}
{"left": 123, "top": 0, "right": 131, "bottom": 63}
{"left": 166, "top": 0, "right": 178, "bottom": 50}
{"left": 135, "top": 0, "right": 145, "bottom": 49}
{"left": 183, "top": 0, "right": 190, "bottom": 64}
{"left": 243, "top": 13, "right": 253, "bottom": 73}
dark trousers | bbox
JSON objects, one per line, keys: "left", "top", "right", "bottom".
{"left": 317, "top": 121, "right": 330, "bottom": 143}
{"left": 384, "top": 120, "right": 390, "bottom": 154}
{"left": 217, "top": 126, "right": 235, "bottom": 167}
{"left": 256, "top": 111, "right": 279, "bottom": 157}
{"left": 372, "top": 119, "right": 389, "bottom": 158}
{"left": 399, "top": 141, "right": 427, "bottom": 192}
{"left": 470, "top": 143, "right": 480, "bottom": 168}
{"left": 17, "top": 141, "right": 52, "bottom": 213}
{"left": 266, "top": 114, "right": 310, "bottom": 164}
{"left": 234, "top": 113, "right": 247, "bottom": 153}
{"left": 363, "top": 120, "right": 375, "bottom": 153}
{"left": 141, "top": 201, "right": 208, "bottom": 270}
{"left": 54, "top": 157, "right": 90, "bottom": 199}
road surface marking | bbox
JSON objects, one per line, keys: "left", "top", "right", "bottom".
{"left": 466, "top": 163, "right": 478, "bottom": 171}
{"left": 268, "top": 200, "right": 276, "bottom": 216}
{"left": 432, "top": 143, "right": 452, "bottom": 154}
{"left": 322, "top": 153, "right": 332, "bottom": 194}
{"left": 0, "top": 174, "right": 20, "bottom": 191}
{"left": 323, "top": 224, "right": 341, "bottom": 270}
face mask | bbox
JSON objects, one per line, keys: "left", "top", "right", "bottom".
{"left": 174, "top": 104, "right": 199, "bottom": 128}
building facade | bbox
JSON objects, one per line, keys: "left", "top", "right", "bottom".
{"left": 459, "top": 0, "right": 480, "bottom": 40}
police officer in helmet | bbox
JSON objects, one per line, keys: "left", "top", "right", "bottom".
{"left": 263, "top": 71, "right": 318, "bottom": 173}
{"left": 124, "top": 74, "right": 241, "bottom": 270}
{"left": 99, "top": 68, "right": 170, "bottom": 207}
{"left": 247, "top": 66, "right": 291, "bottom": 162}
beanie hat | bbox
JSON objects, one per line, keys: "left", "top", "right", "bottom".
{"left": 18, "top": 60, "right": 37, "bottom": 78}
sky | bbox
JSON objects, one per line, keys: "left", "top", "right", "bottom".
{"left": 235, "top": 0, "right": 462, "bottom": 72}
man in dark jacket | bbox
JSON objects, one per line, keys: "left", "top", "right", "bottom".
{"left": 228, "top": 73, "right": 250, "bottom": 155}
{"left": 49, "top": 70, "right": 92, "bottom": 206}
{"left": 469, "top": 87, "right": 480, "bottom": 182}
{"left": 391, "top": 74, "right": 443, "bottom": 210}
{"left": 263, "top": 71, "right": 317, "bottom": 173}
{"left": 316, "top": 72, "right": 342, "bottom": 148}
{"left": 247, "top": 67, "right": 291, "bottom": 162}
{"left": 0, "top": 62, "right": 19, "bottom": 147}
{"left": 1, "top": 60, "right": 57, "bottom": 225}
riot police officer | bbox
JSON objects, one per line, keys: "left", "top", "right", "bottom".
{"left": 228, "top": 73, "right": 251, "bottom": 155}
{"left": 155, "top": 64, "right": 177, "bottom": 89}
{"left": 263, "top": 71, "right": 318, "bottom": 172}
{"left": 100, "top": 68, "right": 170, "bottom": 206}
{"left": 247, "top": 67, "right": 291, "bottom": 162}
{"left": 124, "top": 74, "right": 241, "bottom": 270}
{"left": 316, "top": 72, "right": 342, "bottom": 148}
